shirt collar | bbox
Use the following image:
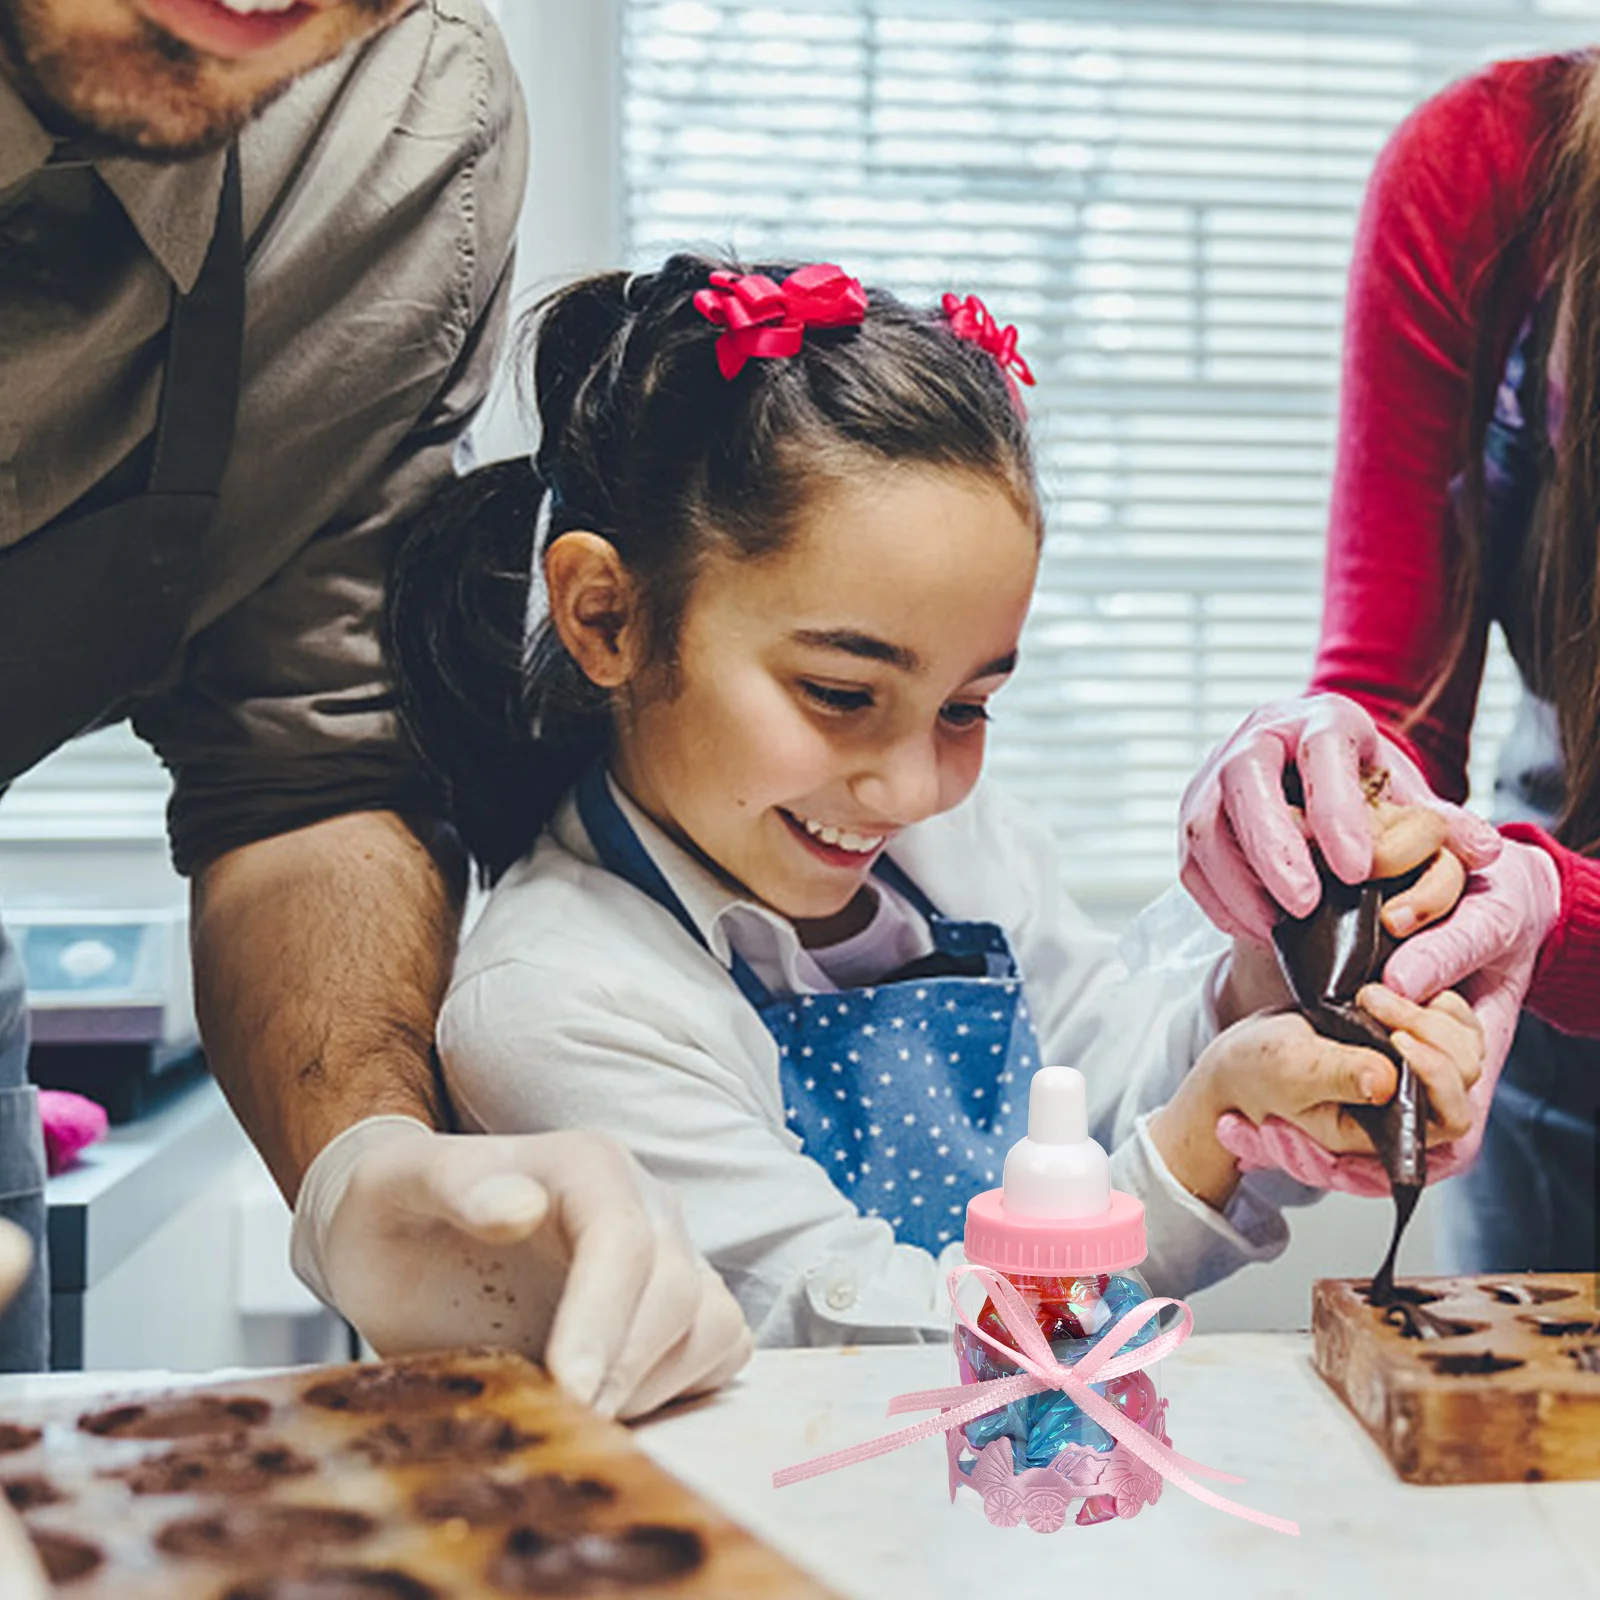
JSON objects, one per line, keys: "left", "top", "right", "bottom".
{"left": 553, "top": 773, "right": 830, "bottom": 986}
{"left": 0, "top": 72, "right": 226, "bottom": 293}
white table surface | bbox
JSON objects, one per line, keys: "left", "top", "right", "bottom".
{"left": 3, "top": 1335, "right": 1596, "bottom": 1600}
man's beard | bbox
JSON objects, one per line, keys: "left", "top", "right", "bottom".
{"left": 0, "top": 0, "right": 396, "bottom": 160}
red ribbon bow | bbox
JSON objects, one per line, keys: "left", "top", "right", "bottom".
{"left": 942, "top": 292, "right": 1036, "bottom": 400}
{"left": 692, "top": 264, "right": 869, "bottom": 380}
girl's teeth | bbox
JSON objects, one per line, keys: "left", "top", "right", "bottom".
{"left": 213, "top": 0, "right": 303, "bottom": 14}
{"left": 799, "top": 816, "right": 883, "bottom": 854}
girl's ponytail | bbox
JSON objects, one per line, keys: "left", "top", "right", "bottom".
{"left": 385, "top": 459, "right": 602, "bottom": 882}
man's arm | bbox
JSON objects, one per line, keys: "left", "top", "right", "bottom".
{"left": 191, "top": 808, "right": 459, "bottom": 1203}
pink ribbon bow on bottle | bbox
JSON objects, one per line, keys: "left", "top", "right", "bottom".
{"left": 942, "top": 292, "right": 1036, "bottom": 402}
{"left": 773, "top": 1264, "right": 1299, "bottom": 1537}
{"left": 692, "top": 264, "right": 869, "bottom": 379}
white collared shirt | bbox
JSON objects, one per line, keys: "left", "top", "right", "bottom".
{"left": 438, "top": 778, "right": 1294, "bottom": 1346}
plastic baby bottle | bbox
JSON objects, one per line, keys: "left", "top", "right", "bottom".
{"left": 949, "top": 1065, "right": 1168, "bottom": 1529}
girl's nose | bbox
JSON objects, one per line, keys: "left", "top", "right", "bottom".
{"left": 850, "top": 736, "right": 942, "bottom": 827}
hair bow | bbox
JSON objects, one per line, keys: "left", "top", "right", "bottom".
{"left": 693, "top": 264, "right": 869, "bottom": 380}
{"left": 942, "top": 292, "right": 1036, "bottom": 401}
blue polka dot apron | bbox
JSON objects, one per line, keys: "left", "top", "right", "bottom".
{"left": 575, "top": 767, "right": 1044, "bottom": 1254}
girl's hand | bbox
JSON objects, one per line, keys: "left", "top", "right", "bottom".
{"left": 1368, "top": 799, "right": 1467, "bottom": 938}
{"left": 1151, "top": 985, "right": 1483, "bottom": 1209}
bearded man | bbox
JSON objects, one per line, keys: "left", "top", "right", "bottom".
{"left": 0, "top": 0, "right": 749, "bottom": 1415}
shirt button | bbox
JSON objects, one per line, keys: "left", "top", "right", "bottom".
{"left": 825, "top": 1280, "right": 856, "bottom": 1312}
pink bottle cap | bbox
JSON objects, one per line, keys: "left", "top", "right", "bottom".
{"left": 964, "top": 1186, "right": 1146, "bottom": 1276}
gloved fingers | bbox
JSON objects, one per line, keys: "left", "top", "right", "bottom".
{"left": 372, "top": 1135, "right": 553, "bottom": 1244}
{"left": 1297, "top": 701, "right": 1382, "bottom": 885}
{"left": 1380, "top": 886, "right": 1520, "bottom": 1003}
{"left": 1379, "top": 844, "right": 1465, "bottom": 938}
{"left": 1357, "top": 983, "right": 1483, "bottom": 1088}
{"left": 588, "top": 1215, "right": 706, "bottom": 1420}
{"left": 1181, "top": 801, "right": 1291, "bottom": 941}
{"left": 1216, "top": 739, "right": 1324, "bottom": 918}
{"left": 612, "top": 1266, "right": 754, "bottom": 1422}
{"left": 541, "top": 1156, "right": 659, "bottom": 1410}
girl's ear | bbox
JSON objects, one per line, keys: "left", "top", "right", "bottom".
{"left": 544, "top": 532, "right": 646, "bottom": 688}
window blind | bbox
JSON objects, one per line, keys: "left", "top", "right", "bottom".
{"left": 622, "top": 0, "right": 1596, "bottom": 909}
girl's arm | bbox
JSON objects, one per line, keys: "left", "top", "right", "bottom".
{"left": 930, "top": 787, "right": 1294, "bottom": 1299}
{"left": 438, "top": 957, "right": 959, "bottom": 1347}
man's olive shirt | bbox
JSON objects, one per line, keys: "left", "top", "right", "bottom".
{"left": 0, "top": 0, "right": 527, "bottom": 870}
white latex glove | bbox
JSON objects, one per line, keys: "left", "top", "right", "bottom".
{"left": 1179, "top": 693, "right": 1502, "bottom": 942}
{"left": 0, "top": 1222, "right": 49, "bottom": 1600}
{"left": 291, "top": 1117, "right": 752, "bottom": 1420}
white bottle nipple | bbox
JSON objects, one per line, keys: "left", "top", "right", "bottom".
{"left": 1001, "top": 1066, "right": 1112, "bottom": 1219}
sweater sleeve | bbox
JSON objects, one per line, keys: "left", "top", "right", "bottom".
{"left": 1501, "top": 823, "right": 1600, "bottom": 1034}
{"left": 1309, "top": 58, "right": 1561, "bottom": 799}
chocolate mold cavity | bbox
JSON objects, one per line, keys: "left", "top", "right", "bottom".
{"left": 1481, "top": 1282, "right": 1577, "bottom": 1306}
{"left": 27, "top": 1528, "right": 104, "bottom": 1584}
{"left": 112, "top": 1438, "right": 316, "bottom": 1496}
{"left": 1380, "top": 1305, "right": 1486, "bottom": 1341}
{"left": 1518, "top": 1314, "right": 1600, "bottom": 1338}
{"left": 488, "top": 1524, "right": 707, "bottom": 1596}
{"left": 1422, "top": 1351, "right": 1526, "bottom": 1377}
{"left": 0, "top": 1422, "right": 41, "bottom": 1454}
{"left": 223, "top": 1568, "right": 442, "bottom": 1600}
{"left": 302, "top": 1369, "right": 486, "bottom": 1415}
{"left": 155, "top": 1503, "right": 376, "bottom": 1562}
{"left": 2, "top": 1473, "right": 64, "bottom": 1510}
{"left": 1361, "top": 1283, "right": 1444, "bottom": 1308}
{"left": 350, "top": 1414, "right": 542, "bottom": 1469}
{"left": 414, "top": 1471, "right": 615, "bottom": 1528}
{"left": 79, "top": 1395, "right": 270, "bottom": 1440}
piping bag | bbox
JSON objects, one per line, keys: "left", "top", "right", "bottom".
{"left": 1271, "top": 772, "right": 1427, "bottom": 1306}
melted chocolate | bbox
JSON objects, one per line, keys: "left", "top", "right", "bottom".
{"left": 1272, "top": 854, "right": 1429, "bottom": 1305}
{"left": 0, "top": 1422, "right": 41, "bottom": 1455}
{"left": 302, "top": 1368, "right": 486, "bottom": 1415}
{"left": 78, "top": 1395, "right": 271, "bottom": 1440}
{"left": 26, "top": 1528, "right": 104, "bottom": 1584}
{"left": 222, "top": 1569, "right": 441, "bottom": 1600}
{"left": 350, "top": 1414, "right": 542, "bottom": 1469}
{"left": 1378, "top": 1304, "right": 1484, "bottom": 1341}
{"left": 488, "top": 1525, "right": 706, "bottom": 1596}
{"left": 414, "top": 1471, "right": 615, "bottom": 1528}
{"left": 112, "top": 1438, "right": 316, "bottom": 1496}
{"left": 155, "top": 1503, "right": 375, "bottom": 1562}
{"left": 1423, "top": 1351, "right": 1525, "bottom": 1377}
{"left": 1482, "top": 1281, "right": 1578, "bottom": 1306}
{"left": 2, "top": 1473, "right": 64, "bottom": 1510}
{"left": 1519, "top": 1315, "right": 1600, "bottom": 1338}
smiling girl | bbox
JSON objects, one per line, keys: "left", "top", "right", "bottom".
{"left": 389, "top": 256, "right": 1483, "bottom": 1345}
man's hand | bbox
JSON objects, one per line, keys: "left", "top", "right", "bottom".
{"left": 193, "top": 812, "right": 750, "bottom": 1420}
{"left": 292, "top": 1119, "right": 753, "bottom": 1421}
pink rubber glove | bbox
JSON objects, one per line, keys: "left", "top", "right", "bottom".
{"left": 1215, "top": 837, "right": 1560, "bottom": 1194}
{"left": 1179, "top": 694, "right": 1503, "bottom": 942}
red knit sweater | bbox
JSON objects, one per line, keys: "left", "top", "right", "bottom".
{"left": 1308, "top": 53, "right": 1600, "bottom": 1033}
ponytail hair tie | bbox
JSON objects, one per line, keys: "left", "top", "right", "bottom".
{"left": 692, "top": 264, "right": 869, "bottom": 380}
{"left": 942, "top": 292, "right": 1035, "bottom": 405}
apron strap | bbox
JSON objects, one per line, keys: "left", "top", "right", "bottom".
{"left": 573, "top": 766, "right": 773, "bottom": 1009}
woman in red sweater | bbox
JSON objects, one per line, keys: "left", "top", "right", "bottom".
{"left": 1181, "top": 53, "right": 1600, "bottom": 1274}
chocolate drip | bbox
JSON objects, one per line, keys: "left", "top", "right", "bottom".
{"left": 1271, "top": 853, "right": 1429, "bottom": 1307}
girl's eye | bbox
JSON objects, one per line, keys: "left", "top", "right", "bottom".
{"left": 941, "top": 701, "right": 991, "bottom": 729}
{"left": 799, "top": 681, "right": 873, "bottom": 713}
